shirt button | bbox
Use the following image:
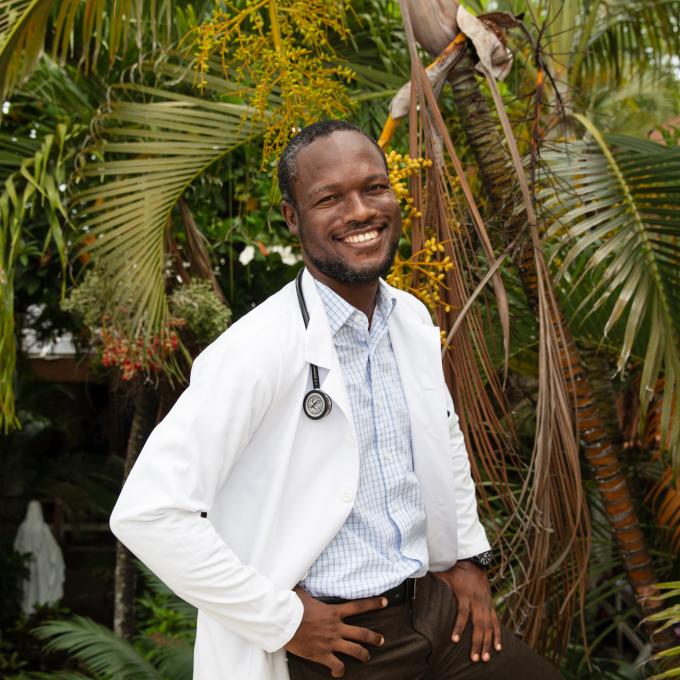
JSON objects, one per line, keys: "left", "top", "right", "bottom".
{"left": 341, "top": 491, "right": 353, "bottom": 503}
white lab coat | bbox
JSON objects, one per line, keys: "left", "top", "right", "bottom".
{"left": 110, "top": 269, "right": 490, "bottom": 679}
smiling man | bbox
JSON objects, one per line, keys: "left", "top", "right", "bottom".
{"left": 110, "top": 121, "right": 563, "bottom": 680}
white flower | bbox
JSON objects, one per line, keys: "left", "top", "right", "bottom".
{"left": 270, "top": 245, "right": 302, "bottom": 266}
{"left": 238, "top": 245, "right": 256, "bottom": 266}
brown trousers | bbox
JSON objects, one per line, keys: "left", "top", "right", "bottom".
{"left": 287, "top": 573, "right": 563, "bottom": 680}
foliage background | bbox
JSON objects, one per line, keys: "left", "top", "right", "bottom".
{"left": 1, "top": 0, "right": 679, "bottom": 678}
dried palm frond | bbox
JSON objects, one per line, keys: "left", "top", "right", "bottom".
{"left": 394, "top": 0, "right": 591, "bottom": 655}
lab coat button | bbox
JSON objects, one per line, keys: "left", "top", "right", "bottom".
{"left": 341, "top": 491, "right": 353, "bottom": 503}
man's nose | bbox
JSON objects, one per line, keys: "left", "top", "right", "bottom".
{"left": 343, "top": 192, "right": 378, "bottom": 224}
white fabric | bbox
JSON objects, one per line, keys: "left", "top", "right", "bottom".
{"left": 457, "top": 6, "right": 513, "bottom": 81}
{"left": 110, "top": 270, "right": 490, "bottom": 680}
{"left": 13, "top": 500, "right": 65, "bottom": 615}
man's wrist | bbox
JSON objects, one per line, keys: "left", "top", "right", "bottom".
{"left": 458, "top": 550, "right": 493, "bottom": 570}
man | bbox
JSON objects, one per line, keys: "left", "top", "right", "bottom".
{"left": 110, "top": 121, "right": 562, "bottom": 680}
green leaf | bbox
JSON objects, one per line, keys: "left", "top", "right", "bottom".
{"left": 75, "top": 64, "right": 266, "bottom": 342}
{"left": 35, "top": 616, "right": 162, "bottom": 679}
{"left": 541, "top": 117, "right": 680, "bottom": 467}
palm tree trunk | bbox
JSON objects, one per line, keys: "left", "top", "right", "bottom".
{"left": 447, "top": 48, "right": 670, "bottom": 642}
{"left": 113, "top": 387, "right": 159, "bottom": 640}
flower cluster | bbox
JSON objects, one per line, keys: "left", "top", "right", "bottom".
{"left": 193, "top": 0, "right": 355, "bottom": 162}
{"left": 387, "top": 237, "right": 455, "bottom": 314}
{"left": 384, "top": 149, "right": 454, "bottom": 318}
{"left": 100, "top": 324, "right": 180, "bottom": 381}
{"left": 385, "top": 150, "right": 432, "bottom": 232}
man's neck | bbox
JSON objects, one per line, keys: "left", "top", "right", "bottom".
{"left": 306, "top": 266, "right": 380, "bottom": 325}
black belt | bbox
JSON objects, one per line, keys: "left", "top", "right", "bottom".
{"left": 317, "top": 578, "right": 417, "bottom": 609}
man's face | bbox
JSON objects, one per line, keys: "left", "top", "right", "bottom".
{"left": 282, "top": 130, "right": 401, "bottom": 285}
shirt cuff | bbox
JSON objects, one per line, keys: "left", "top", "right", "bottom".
{"left": 456, "top": 540, "right": 492, "bottom": 562}
{"left": 266, "top": 590, "right": 305, "bottom": 653}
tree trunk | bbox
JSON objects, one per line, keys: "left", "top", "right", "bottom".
{"left": 113, "top": 387, "right": 159, "bottom": 640}
{"left": 447, "top": 48, "right": 672, "bottom": 644}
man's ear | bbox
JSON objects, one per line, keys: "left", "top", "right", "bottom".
{"left": 281, "top": 201, "right": 299, "bottom": 236}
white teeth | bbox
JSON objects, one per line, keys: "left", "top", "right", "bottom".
{"left": 343, "top": 230, "right": 379, "bottom": 244}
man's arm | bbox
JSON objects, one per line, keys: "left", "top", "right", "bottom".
{"left": 445, "top": 390, "right": 491, "bottom": 559}
{"left": 432, "top": 391, "right": 500, "bottom": 663}
{"left": 109, "top": 340, "right": 303, "bottom": 653}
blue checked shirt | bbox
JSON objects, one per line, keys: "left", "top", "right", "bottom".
{"left": 300, "top": 279, "right": 429, "bottom": 598}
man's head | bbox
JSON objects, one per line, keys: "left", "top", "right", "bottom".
{"left": 278, "top": 121, "right": 401, "bottom": 287}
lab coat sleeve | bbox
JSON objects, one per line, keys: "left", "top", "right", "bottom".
{"left": 110, "top": 337, "right": 303, "bottom": 653}
{"left": 446, "top": 390, "right": 492, "bottom": 560}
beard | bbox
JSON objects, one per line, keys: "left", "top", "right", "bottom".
{"left": 299, "top": 226, "right": 400, "bottom": 284}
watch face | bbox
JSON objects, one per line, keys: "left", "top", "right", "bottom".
{"left": 471, "top": 550, "right": 493, "bottom": 568}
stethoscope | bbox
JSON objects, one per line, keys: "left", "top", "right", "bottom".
{"left": 296, "top": 269, "right": 333, "bottom": 420}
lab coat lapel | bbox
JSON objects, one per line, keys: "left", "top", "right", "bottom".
{"left": 389, "top": 300, "right": 452, "bottom": 526}
{"left": 388, "top": 301, "right": 444, "bottom": 421}
{"left": 299, "top": 269, "right": 354, "bottom": 429}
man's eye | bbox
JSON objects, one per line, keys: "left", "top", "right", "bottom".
{"left": 368, "top": 184, "right": 389, "bottom": 192}
{"left": 318, "top": 194, "right": 337, "bottom": 204}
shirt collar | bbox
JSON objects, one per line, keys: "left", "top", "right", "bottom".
{"left": 314, "top": 276, "right": 397, "bottom": 336}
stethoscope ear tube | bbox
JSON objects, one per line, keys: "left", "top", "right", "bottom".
{"left": 296, "top": 269, "right": 333, "bottom": 419}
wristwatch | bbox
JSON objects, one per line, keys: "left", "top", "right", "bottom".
{"left": 460, "top": 550, "right": 493, "bottom": 570}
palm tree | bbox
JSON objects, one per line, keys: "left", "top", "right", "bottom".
{"left": 392, "top": 0, "right": 680, "bottom": 654}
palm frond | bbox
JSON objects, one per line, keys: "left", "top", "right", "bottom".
{"left": 75, "top": 60, "right": 265, "bottom": 340}
{"left": 27, "top": 673, "right": 94, "bottom": 680}
{"left": 34, "top": 616, "right": 162, "bottom": 680}
{"left": 0, "top": 130, "right": 40, "bottom": 183}
{"left": 577, "top": 0, "right": 680, "bottom": 92}
{"left": 0, "top": 0, "right": 52, "bottom": 100}
{"left": 542, "top": 117, "right": 680, "bottom": 467}
{"left": 0, "top": 0, "right": 190, "bottom": 100}
{"left": 1, "top": 125, "right": 72, "bottom": 431}
{"left": 149, "top": 639, "right": 194, "bottom": 680}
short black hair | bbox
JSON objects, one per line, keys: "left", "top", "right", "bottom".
{"left": 277, "top": 120, "right": 387, "bottom": 207}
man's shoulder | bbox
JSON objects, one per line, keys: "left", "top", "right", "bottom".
{"left": 192, "top": 280, "right": 299, "bottom": 370}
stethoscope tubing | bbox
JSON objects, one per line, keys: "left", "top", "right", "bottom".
{"left": 296, "top": 269, "right": 333, "bottom": 419}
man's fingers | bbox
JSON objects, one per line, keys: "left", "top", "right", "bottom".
{"left": 492, "top": 610, "right": 503, "bottom": 652}
{"left": 324, "top": 653, "right": 345, "bottom": 678}
{"left": 336, "top": 596, "right": 387, "bottom": 618}
{"left": 469, "top": 609, "right": 484, "bottom": 662}
{"left": 480, "top": 616, "right": 493, "bottom": 662}
{"left": 341, "top": 623, "right": 384, "bottom": 647}
{"left": 335, "top": 639, "right": 372, "bottom": 663}
{"left": 451, "top": 601, "right": 470, "bottom": 643}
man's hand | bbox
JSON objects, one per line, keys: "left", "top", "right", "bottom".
{"left": 433, "top": 561, "right": 502, "bottom": 663}
{"left": 286, "top": 587, "right": 387, "bottom": 678}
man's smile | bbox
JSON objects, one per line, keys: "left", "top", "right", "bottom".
{"left": 337, "top": 226, "right": 386, "bottom": 246}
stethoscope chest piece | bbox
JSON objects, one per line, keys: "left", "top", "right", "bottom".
{"left": 303, "top": 389, "right": 332, "bottom": 420}
{"left": 296, "top": 269, "right": 334, "bottom": 421}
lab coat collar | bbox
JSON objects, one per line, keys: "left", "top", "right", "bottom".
{"left": 300, "top": 268, "right": 443, "bottom": 427}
